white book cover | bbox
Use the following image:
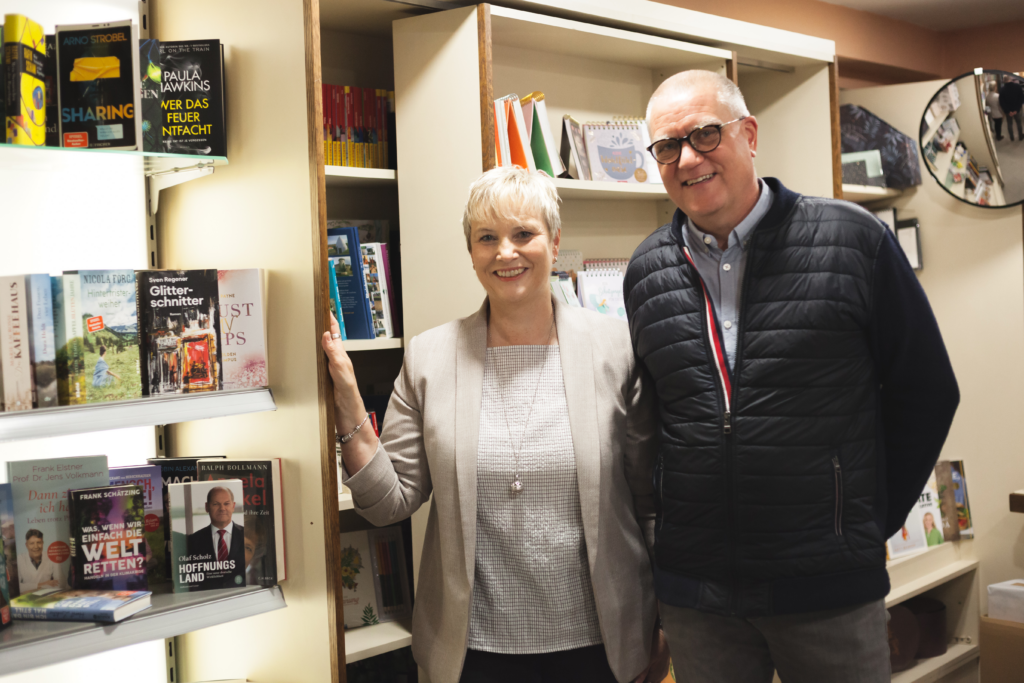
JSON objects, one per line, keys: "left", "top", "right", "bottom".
{"left": 360, "top": 244, "right": 392, "bottom": 339}
{"left": 506, "top": 95, "right": 536, "bottom": 172}
{"left": 0, "top": 275, "right": 34, "bottom": 411}
{"left": 218, "top": 269, "right": 269, "bottom": 390}
{"left": 584, "top": 123, "right": 650, "bottom": 184}
{"left": 339, "top": 530, "right": 381, "bottom": 629}
{"left": 368, "top": 245, "right": 394, "bottom": 339}
{"left": 886, "top": 481, "right": 944, "bottom": 560}
{"left": 533, "top": 96, "right": 565, "bottom": 176}
{"left": 577, "top": 270, "right": 627, "bottom": 322}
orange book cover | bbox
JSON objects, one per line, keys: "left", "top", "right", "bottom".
{"left": 505, "top": 99, "right": 529, "bottom": 169}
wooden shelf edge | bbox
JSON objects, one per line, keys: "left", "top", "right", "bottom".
{"left": 343, "top": 337, "right": 404, "bottom": 352}
{"left": 343, "top": 620, "right": 413, "bottom": 663}
{"left": 890, "top": 642, "right": 979, "bottom": 683}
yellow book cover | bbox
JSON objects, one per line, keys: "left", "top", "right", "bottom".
{"left": 3, "top": 14, "right": 46, "bottom": 146}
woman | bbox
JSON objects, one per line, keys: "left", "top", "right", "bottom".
{"left": 322, "top": 167, "right": 667, "bottom": 683}
{"left": 922, "top": 512, "right": 943, "bottom": 547}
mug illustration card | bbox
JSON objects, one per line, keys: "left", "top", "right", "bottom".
{"left": 584, "top": 123, "right": 649, "bottom": 183}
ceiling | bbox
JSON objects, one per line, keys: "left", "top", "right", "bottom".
{"left": 817, "top": 0, "right": 1024, "bottom": 31}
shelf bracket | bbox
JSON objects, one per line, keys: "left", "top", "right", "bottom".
{"left": 147, "top": 162, "right": 216, "bottom": 216}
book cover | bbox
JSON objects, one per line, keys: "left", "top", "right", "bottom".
{"left": 146, "top": 456, "right": 223, "bottom": 578}
{"left": 44, "top": 34, "right": 57, "bottom": 146}
{"left": 217, "top": 269, "right": 269, "bottom": 390}
{"left": 11, "top": 587, "right": 150, "bottom": 622}
{"left": 3, "top": 14, "right": 46, "bottom": 146}
{"left": 168, "top": 479, "right": 246, "bottom": 592}
{"left": 68, "top": 485, "right": 148, "bottom": 590}
{"left": 110, "top": 465, "right": 166, "bottom": 584}
{"left": 576, "top": 270, "right": 627, "bottom": 321}
{"left": 367, "top": 526, "right": 411, "bottom": 623}
{"left": 159, "top": 40, "right": 225, "bottom": 157}
{"left": 26, "top": 274, "right": 57, "bottom": 409}
{"left": 379, "top": 243, "right": 402, "bottom": 338}
{"left": 0, "top": 531, "right": 10, "bottom": 629}
{"left": 139, "top": 38, "right": 162, "bottom": 153}
{"left": 0, "top": 483, "right": 19, "bottom": 598}
{"left": 7, "top": 456, "right": 109, "bottom": 594}
{"left": 197, "top": 458, "right": 285, "bottom": 586}
{"left": 583, "top": 123, "right": 649, "bottom": 183}
{"left": 360, "top": 243, "right": 393, "bottom": 339}
{"left": 327, "top": 260, "right": 347, "bottom": 340}
{"left": 0, "top": 274, "right": 34, "bottom": 412}
{"left": 885, "top": 505, "right": 927, "bottom": 560}
{"left": 326, "top": 226, "right": 374, "bottom": 339}
{"left": 949, "top": 460, "right": 974, "bottom": 539}
{"left": 560, "top": 115, "right": 591, "bottom": 181}
{"left": 933, "top": 461, "right": 962, "bottom": 543}
{"left": 52, "top": 274, "right": 87, "bottom": 406}
{"left": 56, "top": 20, "right": 141, "bottom": 150}
{"left": 137, "top": 270, "right": 222, "bottom": 396}
{"left": 71, "top": 269, "right": 141, "bottom": 403}
{"left": 339, "top": 530, "right": 380, "bottom": 629}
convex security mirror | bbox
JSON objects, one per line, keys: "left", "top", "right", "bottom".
{"left": 920, "top": 69, "right": 1024, "bottom": 208}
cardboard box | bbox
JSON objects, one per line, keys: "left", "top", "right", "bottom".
{"left": 988, "top": 580, "right": 1024, "bottom": 623}
{"left": 981, "top": 616, "right": 1024, "bottom": 682}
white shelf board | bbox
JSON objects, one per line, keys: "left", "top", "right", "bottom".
{"left": 344, "top": 620, "right": 412, "bottom": 663}
{"left": 842, "top": 184, "right": 903, "bottom": 203}
{"left": 922, "top": 110, "right": 951, "bottom": 150}
{"left": 890, "top": 642, "right": 979, "bottom": 683}
{"left": 552, "top": 177, "right": 670, "bottom": 201}
{"left": 931, "top": 130, "right": 961, "bottom": 182}
{"left": 0, "top": 585, "right": 285, "bottom": 675}
{"left": 325, "top": 166, "right": 396, "bottom": 187}
{"left": 0, "top": 142, "right": 228, "bottom": 176}
{"left": 344, "top": 337, "right": 404, "bottom": 352}
{"left": 0, "top": 388, "right": 276, "bottom": 443}
{"left": 339, "top": 491, "right": 354, "bottom": 510}
{"left": 886, "top": 558, "right": 978, "bottom": 608}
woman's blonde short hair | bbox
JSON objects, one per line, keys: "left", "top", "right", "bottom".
{"left": 462, "top": 166, "right": 561, "bottom": 250}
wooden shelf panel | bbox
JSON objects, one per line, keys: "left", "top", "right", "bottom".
{"left": 344, "top": 620, "right": 412, "bottom": 663}
{"left": 0, "top": 586, "right": 285, "bottom": 676}
{"left": 325, "top": 166, "right": 397, "bottom": 187}
{"left": 344, "top": 337, "right": 404, "bottom": 351}
{"left": 842, "top": 184, "right": 903, "bottom": 203}
{"left": 890, "top": 642, "right": 979, "bottom": 683}
{"left": 552, "top": 177, "right": 669, "bottom": 201}
{"left": 0, "top": 388, "right": 276, "bottom": 444}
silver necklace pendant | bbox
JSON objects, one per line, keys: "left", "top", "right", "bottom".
{"left": 511, "top": 477, "right": 524, "bottom": 493}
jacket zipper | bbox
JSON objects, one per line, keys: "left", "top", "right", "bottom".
{"left": 832, "top": 454, "right": 844, "bottom": 536}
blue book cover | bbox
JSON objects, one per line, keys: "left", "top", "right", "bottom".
{"left": 11, "top": 588, "right": 151, "bottom": 622}
{"left": 327, "top": 261, "right": 347, "bottom": 340}
{"left": 0, "top": 483, "right": 19, "bottom": 598}
{"left": 26, "top": 274, "right": 58, "bottom": 409}
{"left": 110, "top": 465, "right": 166, "bottom": 584}
{"left": 326, "top": 226, "right": 373, "bottom": 339}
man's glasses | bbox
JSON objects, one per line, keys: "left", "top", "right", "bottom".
{"left": 647, "top": 117, "right": 747, "bottom": 165}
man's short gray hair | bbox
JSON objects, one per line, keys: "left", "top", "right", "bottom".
{"left": 462, "top": 166, "right": 561, "bottom": 251}
{"left": 646, "top": 70, "right": 750, "bottom": 126}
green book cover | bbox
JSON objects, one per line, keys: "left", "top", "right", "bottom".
{"left": 72, "top": 270, "right": 142, "bottom": 403}
{"left": 530, "top": 105, "right": 555, "bottom": 177}
{"left": 52, "top": 274, "right": 87, "bottom": 405}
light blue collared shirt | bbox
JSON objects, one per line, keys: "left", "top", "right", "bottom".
{"left": 681, "top": 180, "right": 774, "bottom": 370}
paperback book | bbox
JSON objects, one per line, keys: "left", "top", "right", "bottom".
{"left": 3, "top": 14, "right": 46, "bottom": 146}
{"left": 160, "top": 40, "right": 226, "bottom": 157}
{"left": 137, "top": 270, "right": 222, "bottom": 395}
{"left": 360, "top": 243, "right": 393, "bottom": 339}
{"left": 0, "top": 483, "right": 20, "bottom": 597}
{"left": 110, "top": 465, "right": 166, "bottom": 584}
{"left": 0, "top": 534, "right": 10, "bottom": 630}
{"left": 138, "top": 38, "right": 162, "bottom": 152}
{"left": 366, "top": 526, "right": 411, "bottom": 623}
{"left": 217, "top": 269, "right": 269, "bottom": 390}
{"left": 169, "top": 479, "right": 246, "bottom": 592}
{"left": 56, "top": 20, "right": 141, "bottom": 149}
{"left": 68, "top": 485, "right": 148, "bottom": 590}
{"left": 339, "top": 529, "right": 381, "bottom": 629}
{"left": 147, "top": 456, "right": 224, "bottom": 578}
{"left": 197, "top": 458, "right": 285, "bottom": 585}
{"left": 44, "top": 33, "right": 58, "bottom": 146}
{"left": 560, "top": 115, "right": 592, "bottom": 181}
{"left": 0, "top": 274, "right": 33, "bottom": 411}
{"left": 52, "top": 274, "right": 87, "bottom": 405}
{"left": 11, "top": 587, "right": 150, "bottom": 622}
{"left": 7, "top": 456, "right": 108, "bottom": 594}
{"left": 73, "top": 269, "right": 142, "bottom": 402}
{"left": 26, "top": 273, "right": 57, "bottom": 409}
{"left": 326, "top": 225, "right": 374, "bottom": 339}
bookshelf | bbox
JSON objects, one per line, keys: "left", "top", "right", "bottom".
{"left": 344, "top": 620, "right": 413, "bottom": 663}
{"left": 325, "top": 166, "right": 397, "bottom": 188}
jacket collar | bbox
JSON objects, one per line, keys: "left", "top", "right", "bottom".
{"left": 669, "top": 176, "right": 802, "bottom": 247}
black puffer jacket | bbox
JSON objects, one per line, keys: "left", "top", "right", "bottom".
{"left": 624, "top": 178, "right": 959, "bottom": 617}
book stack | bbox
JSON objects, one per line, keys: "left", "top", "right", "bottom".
{"left": 492, "top": 91, "right": 562, "bottom": 178}
{"left": 2, "top": 12, "right": 226, "bottom": 155}
{"left": 326, "top": 220, "right": 401, "bottom": 340}
{"left": 322, "top": 84, "right": 395, "bottom": 169}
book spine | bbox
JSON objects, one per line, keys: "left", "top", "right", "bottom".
{"left": 322, "top": 83, "right": 330, "bottom": 165}
{"left": 345, "top": 86, "right": 354, "bottom": 168}
{"left": 63, "top": 274, "right": 86, "bottom": 403}
{"left": 11, "top": 606, "right": 113, "bottom": 622}
{"left": 0, "top": 275, "right": 34, "bottom": 411}
{"left": 26, "top": 274, "right": 57, "bottom": 409}
{"left": 334, "top": 85, "right": 342, "bottom": 168}
{"left": 327, "top": 261, "right": 347, "bottom": 340}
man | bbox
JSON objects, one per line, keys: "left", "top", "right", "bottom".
{"left": 186, "top": 485, "right": 245, "bottom": 589}
{"left": 624, "top": 71, "right": 959, "bottom": 682}
{"left": 18, "top": 529, "right": 64, "bottom": 593}
{"left": 998, "top": 78, "right": 1024, "bottom": 142}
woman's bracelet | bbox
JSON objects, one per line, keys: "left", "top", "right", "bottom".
{"left": 339, "top": 412, "right": 371, "bottom": 444}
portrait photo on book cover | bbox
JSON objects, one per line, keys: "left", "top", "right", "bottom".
{"left": 171, "top": 480, "right": 245, "bottom": 591}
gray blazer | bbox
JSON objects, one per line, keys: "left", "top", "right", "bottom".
{"left": 344, "top": 296, "right": 658, "bottom": 683}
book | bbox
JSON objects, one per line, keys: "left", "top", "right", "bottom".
{"left": 51, "top": 274, "right": 87, "bottom": 406}
{"left": 576, "top": 270, "right": 627, "bottom": 321}
{"left": 146, "top": 456, "right": 224, "bottom": 579}
{"left": 73, "top": 269, "right": 142, "bottom": 403}
{"left": 326, "top": 226, "right": 374, "bottom": 339}
{"left": 7, "top": 456, "right": 109, "bottom": 594}
{"left": 0, "top": 483, "right": 19, "bottom": 598}
{"left": 68, "top": 485, "right": 148, "bottom": 590}
{"left": 493, "top": 94, "right": 535, "bottom": 171}
{"left": 168, "top": 479, "right": 246, "bottom": 592}
{"left": 56, "top": 20, "right": 141, "bottom": 150}
{"left": 379, "top": 243, "right": 402, "bottom": 338}
{"left": 948, "top": 460, "right": 974, "bottom": 539}
{"left": 197, "top": 458, "right": 286, "bottom": 585}
{"left": 932, "top": 461, "right": 962, "bottom": 543}
{"left": 367, "top": 526, "right": 411, "bottom": 623}
{"left": 110, "top": 465, "right": 166, "bottom": 584}
{"left": 0, "top": 529, "right": 10, "bottom": 630}
{"left": 560, "top": 115, "right": 592, "bottom": 181}
{"left": 339, "top": 530, "right": 381, "bottom": 629}
{"left": 44, "top": 34, "right": 57, "bottom": 146}
{"left": 521, "top": 92, "right": 563, "bottom": 177}
{"left": 3, "top": 14, "right": 46, "bottom": 146}
{"left": 218, "top": 269, "right": 269, "bottom": 390}
{"left": 0, "top": 274, "right": 34, "bottom": 412}
{"left": 886, "top": 474, "right": 947, "bottom": 559}
{"left": 137, "top": 269, "right": 223, "bottom": 395}
{"left": 328, "top": 260, "right": 348, "bottom": 340}
{"left": 25, "top": 274, "right": 57, "bottom": 409}
{"left": 159, "top": 40, "right": 226, "bottom": 156}
{"left": 584, "top": 122, "right": 650, "bottom": 183}
{"left": 360, "top": 243, "right": 393, "bottom": 339}
{"left": 139, "top": 38, "right": 162, "bottom": 153}
{"left": 11, "top": 587, "right": 150, "bottom": 622}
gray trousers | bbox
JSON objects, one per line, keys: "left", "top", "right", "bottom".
{"left": 660, "top": 599, "right": 891, "bottom": 683}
